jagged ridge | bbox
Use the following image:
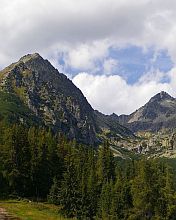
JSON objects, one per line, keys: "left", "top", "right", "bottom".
{"left": 118, "top": 91, "right": 176, "bottom": 132}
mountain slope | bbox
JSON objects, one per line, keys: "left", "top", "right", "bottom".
{"left": 94, "top": 110, "right": 133, "bottom": 138}
{"left": 118, "top": 91, "right": 176, "bottom": 132}
{"left": 0, "top": 53, "right": 134, "bottom": 144}
{"left": 0, "top": 91, "right": 41, "bottom": 126}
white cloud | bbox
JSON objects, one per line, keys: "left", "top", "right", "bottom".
{"left": 138, "top": 70, "right": 167, "bottom": 84}
{"left": 72, "top": 71, "right": 176, "bottom": 115}
{"left": 103, "top": 58, "right": 118, "bottom": 75}
{"left": 168, "top": 67, "right": 176, "bottom": 88}
{"left": 64, "top": 41, "right": 109, "bottom": 71}
{"left": 1, "top": 0, "right": 176, "bottom": 115}
{"left": 1, "top": 0, "right": 176, "bottom": 68}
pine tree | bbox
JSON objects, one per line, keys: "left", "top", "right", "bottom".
{"left": 86, "top": 148, "right": 98, "bottom": 218}
{"left": 48, "top": 177, "right": 61, "bottom": 205}
{"left": 131, "top": 160, "right": 157, "bottom": 219}
{"left": 59, "top": 146, "right": 79, "bottom": 218}
{"left": 97, "top": 180, "right": 115, "bottom": 220}
{"left": 97, "top": 142, "right": 115, "bottom": 185}
{"left": 155, "top": 164, "right": 176, "bottom": 219}
{"left": 2, "top": 124, "right": 31, "bottom": 196}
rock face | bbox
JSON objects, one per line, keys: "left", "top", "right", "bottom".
{"left": 94, "top": 110, "right": 134, "bottom": 138}
{"left": 0, "top": 53, "right": 133, "bottom": 145}
{"left": 118, "top": 91, "right": 176, "bottom": 132}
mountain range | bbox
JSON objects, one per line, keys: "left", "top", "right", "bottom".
{"left": 0, "top": 53, "right": 175, "bottom": 145}
{"left": 0, "top": 53, "right": 133, "bottom": 145}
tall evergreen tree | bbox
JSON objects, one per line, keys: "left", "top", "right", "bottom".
{"left": 97, "top": 142, "right": 115, "bottom": 185}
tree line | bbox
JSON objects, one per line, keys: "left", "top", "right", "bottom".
{"left": 0, "top": 123, "right": 176, "bottom": 219}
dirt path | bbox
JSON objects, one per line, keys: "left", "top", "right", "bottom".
{"left": 0, "top": 208, "right": 19, "bottom": 220}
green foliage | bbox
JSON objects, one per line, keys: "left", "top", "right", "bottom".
{"left": 0, "top": 91, "right": 40, "bottom": 125}
{"left": 96, "top": 142, "right": 115, "bottom": 184}
{"left": 0, "top": 123, "right": 176, "bottom": 219}
{"left": 130, "top": 160, "right": 176, "bottom": 219}
{"left": 96, "top": 180, "right": 115, "bottom": 219}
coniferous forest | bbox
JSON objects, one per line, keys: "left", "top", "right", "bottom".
{"left": 0, "top": 123, "right": 176, "bottom": 219}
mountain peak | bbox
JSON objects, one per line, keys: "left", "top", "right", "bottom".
{"left": 0, "top": 54, "right": 134, "bottom": 144}
{"left": 119, "top": 90, "right": 176, "bottom": 132}
{"left": 149, "top": 91, "right": 174, "bottom": 103}
{"left": 17, "top": 53, "right": 59, "bottom": 77}
{"left": 19, "top": 53, "right": 42, "bottom": 63}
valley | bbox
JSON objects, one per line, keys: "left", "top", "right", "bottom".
{"left": 0, "top": 54, "right": 176, "bottom": 219}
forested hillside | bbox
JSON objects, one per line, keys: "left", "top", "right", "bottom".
{"left": 0, "top": 122, "right": 176, "bottom": 219}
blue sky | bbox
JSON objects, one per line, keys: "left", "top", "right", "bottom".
{"left": 108, "top": 46, "right": 173, "bottom": 84}
{"left": 56, "top": 45, "right": 173, "bottom": 85}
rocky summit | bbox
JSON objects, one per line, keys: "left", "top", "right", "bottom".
{"left": 118, "top": 91, "right": 176, "bottom": 132}
{"left": 0, "top": 53, "right": 134, "bottom": 145}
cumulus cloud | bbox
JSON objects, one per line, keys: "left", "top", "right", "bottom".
{"left": 1, "top": 0, "right": 176, "bottom": 68}
{"left": 64, "top": 41, "right": 109, "bottom": 71}
{"left": 73, "top": 71, "right": 176, "bottom": 115}
{"left": 1, "top": 0, "right": 176, "bottom": 115}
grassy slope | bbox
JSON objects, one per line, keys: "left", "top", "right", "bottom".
{"left": 0, "top": 200, "right": 72, "bottom": 220}
{"left": 0, "top": 91, "right": 41, "bottom": 126}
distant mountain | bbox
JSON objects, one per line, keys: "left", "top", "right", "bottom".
{"left": 94, "top": 110, "right": 134, "bottom": 138}
{"left": 0, "top": 53, "right": 134, "bottom": 145}
{"left": 118, "top": 91, "right": 176, "bottom": 132}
